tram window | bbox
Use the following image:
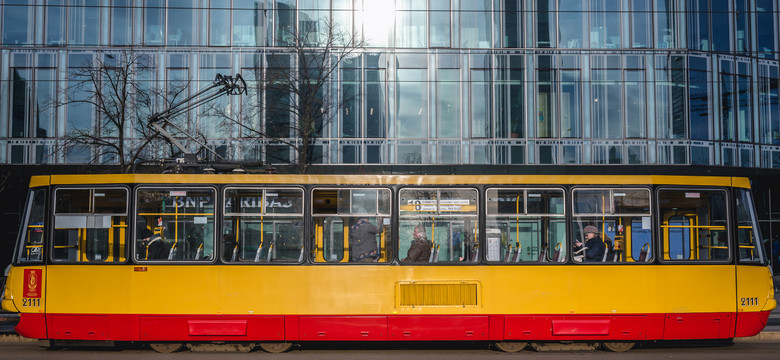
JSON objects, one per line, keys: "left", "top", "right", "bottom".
{"left": 572, "top": 188, "right": 651, "bottom": 263}
{"left": 312, "top": 188, "right": 392, "bottom": 263}
{"left": 735, "top": 189, "right": 766, "bottom": 264}
{"left": 399, "top": 188, "right": 479, "bottom": 263}
{"left": 222, "top": 188, "right": 304, "bottom": 263}
{"left": 486, "top": 188, "right": 566, "bottom": 263}
{"left": 52, "top": 188, "right": 128, "bottom": 263}
{"left": 135, "top": 188, "right": 215, "bottom": 262}
{"left": 658, "top": 189, "right": 729, "bottom": 261}
{"left": 15, "top": 189, "right": 46, "bottom": 263}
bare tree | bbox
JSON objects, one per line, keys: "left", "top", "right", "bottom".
{"left": 55, "top": 50, "right": 194, "bottom": 172}
{"left": 212, "top": 18, "right": 363, "bottom": 173}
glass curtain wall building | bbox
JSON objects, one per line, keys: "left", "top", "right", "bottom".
{"left": 1, "top": 1, "right": 780, "bottom": 269}
{"left": 1, "top": 0, "right": 778, "bottom": 167}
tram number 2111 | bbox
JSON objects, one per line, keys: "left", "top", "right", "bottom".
{"left": 21, "top": 298, "right": 41, "bottom": 307}
{"left": 741, "top": 297, "right": 759, "bottom": 306}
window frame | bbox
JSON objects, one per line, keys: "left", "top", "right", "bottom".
{"left": 656, "top": 186, "right": 732, "bottom": 264}
{"left": 50, "top": 185, "right": 130, "bottom": 264}
{"left": 310, "top": 187, "right": 393, "bottom": 264}
{"left": 133, "top": 186, "right": 218, "bottom": 264}
{"left": 221, "top": 186, "right": 305, "bottom": 264}
{"left": 398, "top": 186, "right": 480, "bottom": 264}
{"left": 571, "top": 186, "right": 653, "bottom": 264}
{"left": 13, "top": 187, "right": 47, "bottom": 265}
{"left": 484, "top": 186, "right": 567, "bottom": 264}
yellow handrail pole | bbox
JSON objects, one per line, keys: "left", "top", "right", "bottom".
{"left": 515, "top": 193, "right": 520, "bottom": 256}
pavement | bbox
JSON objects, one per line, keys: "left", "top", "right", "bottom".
{"left": 1, "top": 277, "right": 779, "bottom": 343}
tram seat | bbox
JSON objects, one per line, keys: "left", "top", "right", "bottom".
{"left": 254, "top": 246, "right": 262, "bottom": 262}
{"left": 167, "top": 243, "right": 177, "bottom": 260}
{"left": 538, "top": 248, "right": 548, "bottom": 262}
{"left": 429, "top": 245, "right": 436, "bottom": 262}
{"left": 602, "top": 237, "right": 613, "bottom": 262}
{"left": 638, "top": 243, "right": 650, "bottom": 262}
{"left": 431, "top": 245, "right": 440, "bottom": 263}
{"left": 513, "top": 248, "right": 522, "bottom": 262}
{"left": 298, "top": 246, "right": 305, "bottom": 262}
{"left": 231, "top": 246, "right": 239, "bottom": 262}
{"left": 552, "top": 248, "right": 562, "bottom": 262}
{"left": 504, "top": 248, "right": 513, "bottom": 262}
{"left": 194, "top": 244, "right": 203, "bottom": 259}
{"left": 470, "top": 247, "right": 479, "bottom": 262}
{"left": 267, "top": 244, "right": 274, "bottom": 262}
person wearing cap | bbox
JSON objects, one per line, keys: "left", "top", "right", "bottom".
{"left": 574, "top": 224, "right": 606, "bottom": 262}
{"left": 138, "top": 227, "right": 167, "bottom": 260}
{"left": 402, "top": 224, "right": 431, "bottom": 263}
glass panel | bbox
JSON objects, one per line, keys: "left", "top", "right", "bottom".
{"left": 144, "top": 0, "right": 165, "bottom": 45}
{"left": 735, "top": 0, "right": 750, "bottom": 54}
{"left": 558, "top": 0, "right": 584, "bottom": 48}
{"left": 613, "top": 189, "right": 650, "bottom": 214}
{"left": 687, "top": 0, "right": 709, "bottom": 51}
{"left": 396, "top": 69, "right": 428, "bottom": 138}
{"left": 460, "top": 0, "right": 491, "bottom": 48}
{"left": 233, "top": 0, "right": 263, "bottom": 46}
{"left": 437, "top": 69, "right": 460, "bottom": 138}
{"left": 736, "top": 189, "right": 765, "bottom": 263}
{"left": 321, "top": 217, "right": 344, "bottom": 262}
{"left": 396, "top": 1, "right": 426, "bottom": 48}
{"left": 757, "top": 0, "right": 777, "bottom": 59}
{"left": 654, "top": 0, "right": 677, "bottom": 49}
{"left": 69, "top": 0, "right": 101, "bottom": 45}
{"left": 222, "top": 188, "right": 304, "bottom": 263}
{"left": 537, "top": 69, "right": 555, "bottom": 137}
{"left": 366, "top": 68, "right": 386, "bottom": 138}
{"left": 399, "top": 217, "right": 478, "bottom": 263}
{"left": 630, "top": 217, "right": 653, "bottom": 261}
{"left": 560, "top": 70, "right": 581, "bottom": 137}
{"left": 722, "top": 73, "right": 736, "bottom": 141}
{"left": 53, "top": 188, "right": 128, "bottom": 263}
{"left": 361, "top": 0, "right": 394, "bottom": 47}
{"left": 573, "top": 189, "right": 610, "bottom": 214}
{"left": 299, "top": 0, "right": 329, "bottom": 46}
{"left": 625, "top": 70, "right": 646, "bottom": 138}
{"left": 536, "top": 0, "right": 555, "bottom": 47}
{"left": 471, "top": 70, "right": 490, "bottom": 137}
{"left": 738, "top": 75, "right": 753, "bottom": 142}
{"left": 590, "top": 0, "right": 620, "bottom": 48}
{"left": 135, "top": 188, "right": 215, "bottom": 261}
{"left": 658, "top": 189, "right": 729, "bottom": 261}
{"left": 210, "top": 8, "right": 230, "bottom": 46}
{"left": 486, "top": 217, "right": 566, "bottom": 263}
{"left": 630, "top": 0, "right": 651, "bottom": 48}
{"left": 342, "top": 67, "right": 360, "bottom": 138}
{"left": 10, "top": 68, "right": 31, "bottom": 138}
{"left": 111, "top": 0, "right": 132, "bottom": 45}
{"left": 46, "top": 0, "right": 67, "bottom": 45}
{"left": 592, "top": 69, "right": 623, "bottom": 139}
{"left": 689, "top": 59, "right": 710, "bottom": 140}
{"left": 15, "top": 189, "right": 46, "bottom": 263}
{"left": 503, "top": 0, "right": 521, "bottom": 47}
{"left": 167, "top": 0, "right": 195, "bottom": 45}
{"left": 3, "top": 1, "right": 31, "bottom": 45}
{"left": 710, "top": 1, "right": 730, "bottom": 52}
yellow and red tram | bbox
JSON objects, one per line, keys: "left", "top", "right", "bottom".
{"left": 1, "top": 174, "right": 775, "bottom": 352}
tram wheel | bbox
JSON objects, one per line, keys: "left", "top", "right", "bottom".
{"left": 258, "top": 342, "right": 293, "bottom": 353}
{"left": 494, "top": 341, "right": 528, "bottom": 353}
{"left": 601, "top": 342, "right": 635, "bottom": 352}
{"left": 149, "top": 343, "right": 185, "bottom": 353}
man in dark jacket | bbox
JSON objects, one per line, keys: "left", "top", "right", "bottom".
{"left": 402, "top": 225, "right": 431, "bottom": 263}
{"left": 349, "top": 217, "right": 381, "bottom": 262}
{"left": 138, "top": 228, "right": 168, "bottom": 260}
{"left": 574, "top": 225, "right": 605, "bottom": 262}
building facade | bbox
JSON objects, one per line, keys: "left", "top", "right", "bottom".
{"left": 1, "top": 1, "right": 780, "bottom": 266}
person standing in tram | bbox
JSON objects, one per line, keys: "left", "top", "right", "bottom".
{"left": 349, "top": 216, "right": 381, "bottom": 262}
{"left": 574, "top": 225, "right": 606, "bottom": 262}
{"left": 138, "top": 227, "right": 167, "bottom": 260}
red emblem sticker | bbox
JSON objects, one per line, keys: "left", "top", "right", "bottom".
{"left": 23, "top": 269, "right": 42, "bottom": 298}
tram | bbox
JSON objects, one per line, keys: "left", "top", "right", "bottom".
{"left": 1, "top": 174, "right": 775, "bottom": 352}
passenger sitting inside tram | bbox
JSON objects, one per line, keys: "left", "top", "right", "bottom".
{"left": 138, "top": 228, "right": 167, "bottom": 260}
{"left": 402, "top": 224, "right": 431, "bottom": 263}
{"left": 573, "top": 225, "right": 605, "bottom": 262}
{"left": 349, "top": 216, "right": 381, "bottom": 262}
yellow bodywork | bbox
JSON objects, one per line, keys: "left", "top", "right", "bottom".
{"left": 3, "top": 264, "right": 772, "bottom": 317}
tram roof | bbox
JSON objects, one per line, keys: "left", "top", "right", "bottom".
{"left": 29, "top": 174, "right": 751, "bottom": 189}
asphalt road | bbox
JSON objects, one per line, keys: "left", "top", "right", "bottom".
{"left": 1, "top": 340, "right": 780, "bottom": 360}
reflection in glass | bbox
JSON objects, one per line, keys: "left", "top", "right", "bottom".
{"left": 560, "top": 70, "right": 581, "bottom": 138}
{"left": 460, "top": 0, "right": 491, "bottom": 48}
{"left": 396, "top": 69, "right": 428, "bottom": 139}
{"left": 144, "top": 0, "right": 165, "bottom": 45}
{"left": 590, "top": 0, "right": 620, "bottom": 49}
{"left": 46, "top": 0, "right": 67, "bottom": 45}
{"left": 233, "top": 0, "right": 263, "bottom": 46}
{"left": 558, "top": 0, "right": 584, "bottom": 49}
{"left": 536, "top": 0, "right": 555, "bottom": 47}
{"left": 592, "top": 70, "right": 622, "bottom": 139}
{"left": 111, "top": 0, "right": 132, "bottom": 45}
{"left": 630, "top": 0, "right": 651, "bottom": 48}
{"left": 69, "top": 0, "right": 100, "bottom": 45}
